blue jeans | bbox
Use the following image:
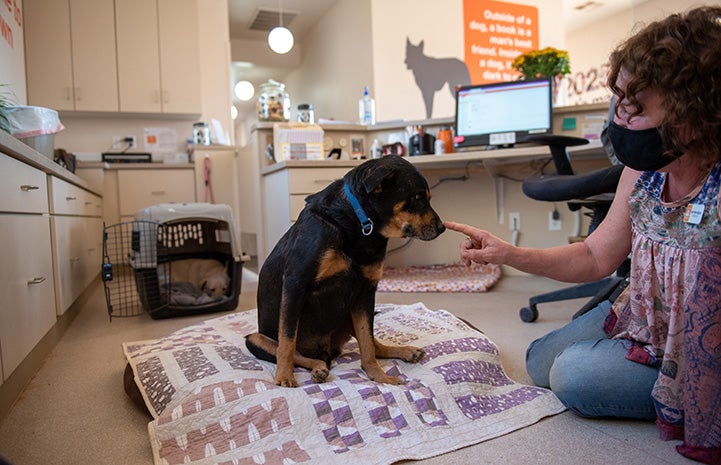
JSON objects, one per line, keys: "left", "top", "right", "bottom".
{"left": 526, "top": 300, "right": 658, "bottom": 419}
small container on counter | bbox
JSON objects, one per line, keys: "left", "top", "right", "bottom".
{"left": 296, "top": 103, "right": 314, "bottom": 123}
{"left": 193, "top": 122, "right": 211, "bottom": 145}
{"left": 437, "top": 126, "right": 453, "bottom": 154}
{"left": 257, "top": 79, "right": 290, "bottom": 122}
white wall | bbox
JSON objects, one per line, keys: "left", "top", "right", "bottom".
{"left": 276, "top": 0, "right": 567, "bottom": 124}
{"left": 0, "top": 0, "right": 26, "bottom": 105}
{"left": 274, "top": 0, "right": 712, "bottom": 123}
{"left": 198, "top": 0, "right": 235, "bottom": 146}
{"left": 371, "top": 0, "right": 565, "bottom": 122}
{"left": 283, "top": 0, "right": 374, "bottom": 123}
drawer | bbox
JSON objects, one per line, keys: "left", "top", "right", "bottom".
{"left": 0, "top": 153, "right": 49, "bottom": 214}
{"left": 117, "top": 169, "right": 195, "bottom": 216}
{"left": 287, "top": 167, "right": 350, "bottom": 194}
{"left": 51, "top": 176, "right": 103, "bottom": 216}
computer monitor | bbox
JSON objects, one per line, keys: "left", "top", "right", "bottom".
{"left": 454, "top": 77, "right": 553, "bottom": 149}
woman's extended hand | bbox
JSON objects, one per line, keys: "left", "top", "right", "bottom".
{"left": 444, "top": 221, "right": 512, "bottom": 266}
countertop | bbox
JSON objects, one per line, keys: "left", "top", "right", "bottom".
{"left": 0, "top": 131, "right": 102, "bottom": 197}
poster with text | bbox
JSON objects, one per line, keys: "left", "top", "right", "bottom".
{"left": 463, "top": 0, "right": 538, "bottom": 84}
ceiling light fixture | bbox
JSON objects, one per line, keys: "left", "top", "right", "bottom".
{"left": 268, "top": 1, "right": 294, "bottom": 54}
{"left": 234, "top": 80, "right": 255, "bottom": 101}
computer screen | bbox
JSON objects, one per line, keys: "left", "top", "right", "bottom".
{"left": 454, "top": 77, "right": 553, "bottom": 149}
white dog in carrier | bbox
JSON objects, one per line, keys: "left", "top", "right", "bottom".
{"left": 102, "top": 203, "right": 247, "bottom": 319}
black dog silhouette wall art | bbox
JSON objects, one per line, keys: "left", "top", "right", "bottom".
{"left": 405, "top": 38, "right": 471, "bottom": 118}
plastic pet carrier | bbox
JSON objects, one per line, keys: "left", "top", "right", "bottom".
{"left": 102, "top": 203, "right": 247, "bottom": 319}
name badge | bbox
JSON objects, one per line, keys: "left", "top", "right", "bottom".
{"left": 683, "top": 204, "right": 705, "bottom": 224}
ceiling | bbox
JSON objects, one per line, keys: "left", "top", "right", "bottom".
{"left": 227, "top": 0, "right": 640, "bottom": 118}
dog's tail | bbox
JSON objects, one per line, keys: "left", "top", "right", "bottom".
{"left": 245, "top": 333, "right": 278, "bottom": 363}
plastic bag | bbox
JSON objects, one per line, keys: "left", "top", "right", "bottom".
{"left": 6, "top": 105, "right": 64, "bottom": 138}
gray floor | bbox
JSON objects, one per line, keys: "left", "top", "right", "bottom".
{"left": 0, "top": 268, "right": 695, "bottom": 465}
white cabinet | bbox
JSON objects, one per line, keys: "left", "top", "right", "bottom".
{"left": 262, "top": 166, "right": 353, "bottom": 260}
{"left": 51, "top": 216, "right": 103, "bottom": 315}
{"left": 117, "top": 168, "right": 196, "bottom": 221}
{"left": 0, "top": 215, "right": 57, "bottom": 382}
{"left": 115, "top": 0, "right": 201, "bottom": 114}
{"left": 0, "top": 153, "right": 57, "bottom": 383}
{"left": 25, "top": 0, "right": 200, "bottom": 115}
{"left": 24, "top": 0, "right": 118, "bottom": 112}
{"left": 49, "top": 177, "right": 103, "bottom": 315}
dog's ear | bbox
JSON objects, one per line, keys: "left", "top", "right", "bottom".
{"left": 362, "top": 163, "right": 396, "bottom": 193}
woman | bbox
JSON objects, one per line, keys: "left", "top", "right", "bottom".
{"left": 445, "top": 6, "right": 721, "bottom": 464}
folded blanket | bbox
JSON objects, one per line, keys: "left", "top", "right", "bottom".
{"left": 123, "top": 302, "right": 564, "bottom": 465}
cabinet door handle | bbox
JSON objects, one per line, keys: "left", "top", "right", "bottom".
{"left": 162, "top": 90, "right": 169, "bottom": 104}
{"left": 85, "top": 201, "right": 93, "bottom": 205}
{"left": 70, "top": 257, "right": 80, "bottom": 262}
{"left": 20, "top": 184, "right": 40, "bottom": 191}
{"left": 27, "top": 277, "right": 46, "bottom": 285}
{"left": 75, "top": 87, "right": 81, "bottom": 101}
{"left": 314, "top": 179, "right": 335, "bottom": 184}
{"left": 151, "top": 190, "right": 166, "bottom": 196}
{"left": 65, "top": 87, "right": 72, "bottom": 101}
{"left": 66, "top": 196, "right": 77, "bottom": 201}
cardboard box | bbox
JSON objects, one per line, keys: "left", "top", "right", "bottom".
{"left": 273, "top": 123, "right": 324, "bottom": 161}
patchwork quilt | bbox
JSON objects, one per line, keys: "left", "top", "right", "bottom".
{"left": 123, "top": 302, "right": 564, "bottom": 465}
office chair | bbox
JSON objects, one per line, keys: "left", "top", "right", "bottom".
{"left": 519, "top": 134, "right": 627, "bottom": 322}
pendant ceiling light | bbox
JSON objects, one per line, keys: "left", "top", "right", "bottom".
{"left": 268, "top": 1, "right": 294, "bottom": 54}
{"left": 234, "top": 80, "right": 255, "bottom": 101}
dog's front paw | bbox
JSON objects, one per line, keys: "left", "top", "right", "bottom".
{"left": 274, "top": 371, "right": 298, "bottom": 388}
{"left": 400, "top": 346, "right": 425, "bottom": 363}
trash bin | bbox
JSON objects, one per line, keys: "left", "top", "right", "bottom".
{"left": 6, "top": 105, "right": 64, "bottom": 159}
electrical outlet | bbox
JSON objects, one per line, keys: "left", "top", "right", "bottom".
{"left": 112, "top": 135, "right": 136, "bottom": 149}
{"left": 548, "top": 211, "right": 562, "bottom": 231}
{"left": 509, "top": 212, "right": 520, "bottom": 230}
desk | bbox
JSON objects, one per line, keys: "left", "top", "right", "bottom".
{"left": 251, "top": 105, "right": 609, "bottom": 265}
{"left": 258, "top": 139, "right": 606, "bottom": 265}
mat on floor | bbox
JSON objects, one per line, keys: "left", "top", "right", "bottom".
{"left": 377, "top": 262, "right": 502, "bottom": 292}
{"left": 123, "top": 302, "right": 564, "bottom": 465}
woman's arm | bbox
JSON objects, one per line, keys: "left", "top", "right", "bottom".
{"left": 445, "top": 167, "right": 641, "bottom": 283}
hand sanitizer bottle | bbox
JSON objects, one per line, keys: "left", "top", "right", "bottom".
{"left": 371, "top": 139, "right": 382, "bottom": 159}
{"left": 358, "top": 86, "right": 376, "bottom": 125}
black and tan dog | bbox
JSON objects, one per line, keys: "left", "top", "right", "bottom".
{"left": 246, "top": 156, "right": 445, "bottom": 387}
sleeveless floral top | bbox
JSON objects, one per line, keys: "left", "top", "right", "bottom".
{"left": 605, "top": 161, "right": 721, "bottom": 462}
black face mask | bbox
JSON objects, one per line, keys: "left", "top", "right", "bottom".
{"left": 606, "top": 121, "right": 677, "bottom": 171}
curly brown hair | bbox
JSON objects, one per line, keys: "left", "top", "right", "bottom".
{"left": 607, "top": 6, "right": 721, "bottom": 166}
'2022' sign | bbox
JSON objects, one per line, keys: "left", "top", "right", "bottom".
{"left": 560, "top": 63, "right": 611, "bottom": 106}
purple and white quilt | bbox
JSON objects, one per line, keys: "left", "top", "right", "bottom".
{"left": 123, "top": 303, "right": 565, "bottom": 465}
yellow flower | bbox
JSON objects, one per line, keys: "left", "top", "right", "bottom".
{"left": 512, "top": 47, "right": 571, "bottom": 79}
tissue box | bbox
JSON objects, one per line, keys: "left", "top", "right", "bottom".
{"left": 273, "top": 123, "right": 324, "bottom": 162}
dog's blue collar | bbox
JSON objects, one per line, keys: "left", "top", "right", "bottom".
{"left": 344, "top": 183, "right": 374, "bottom": 236}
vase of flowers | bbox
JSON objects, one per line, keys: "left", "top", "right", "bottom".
{"left": 512, "top": 47, "right": 570, "bottom": 106}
